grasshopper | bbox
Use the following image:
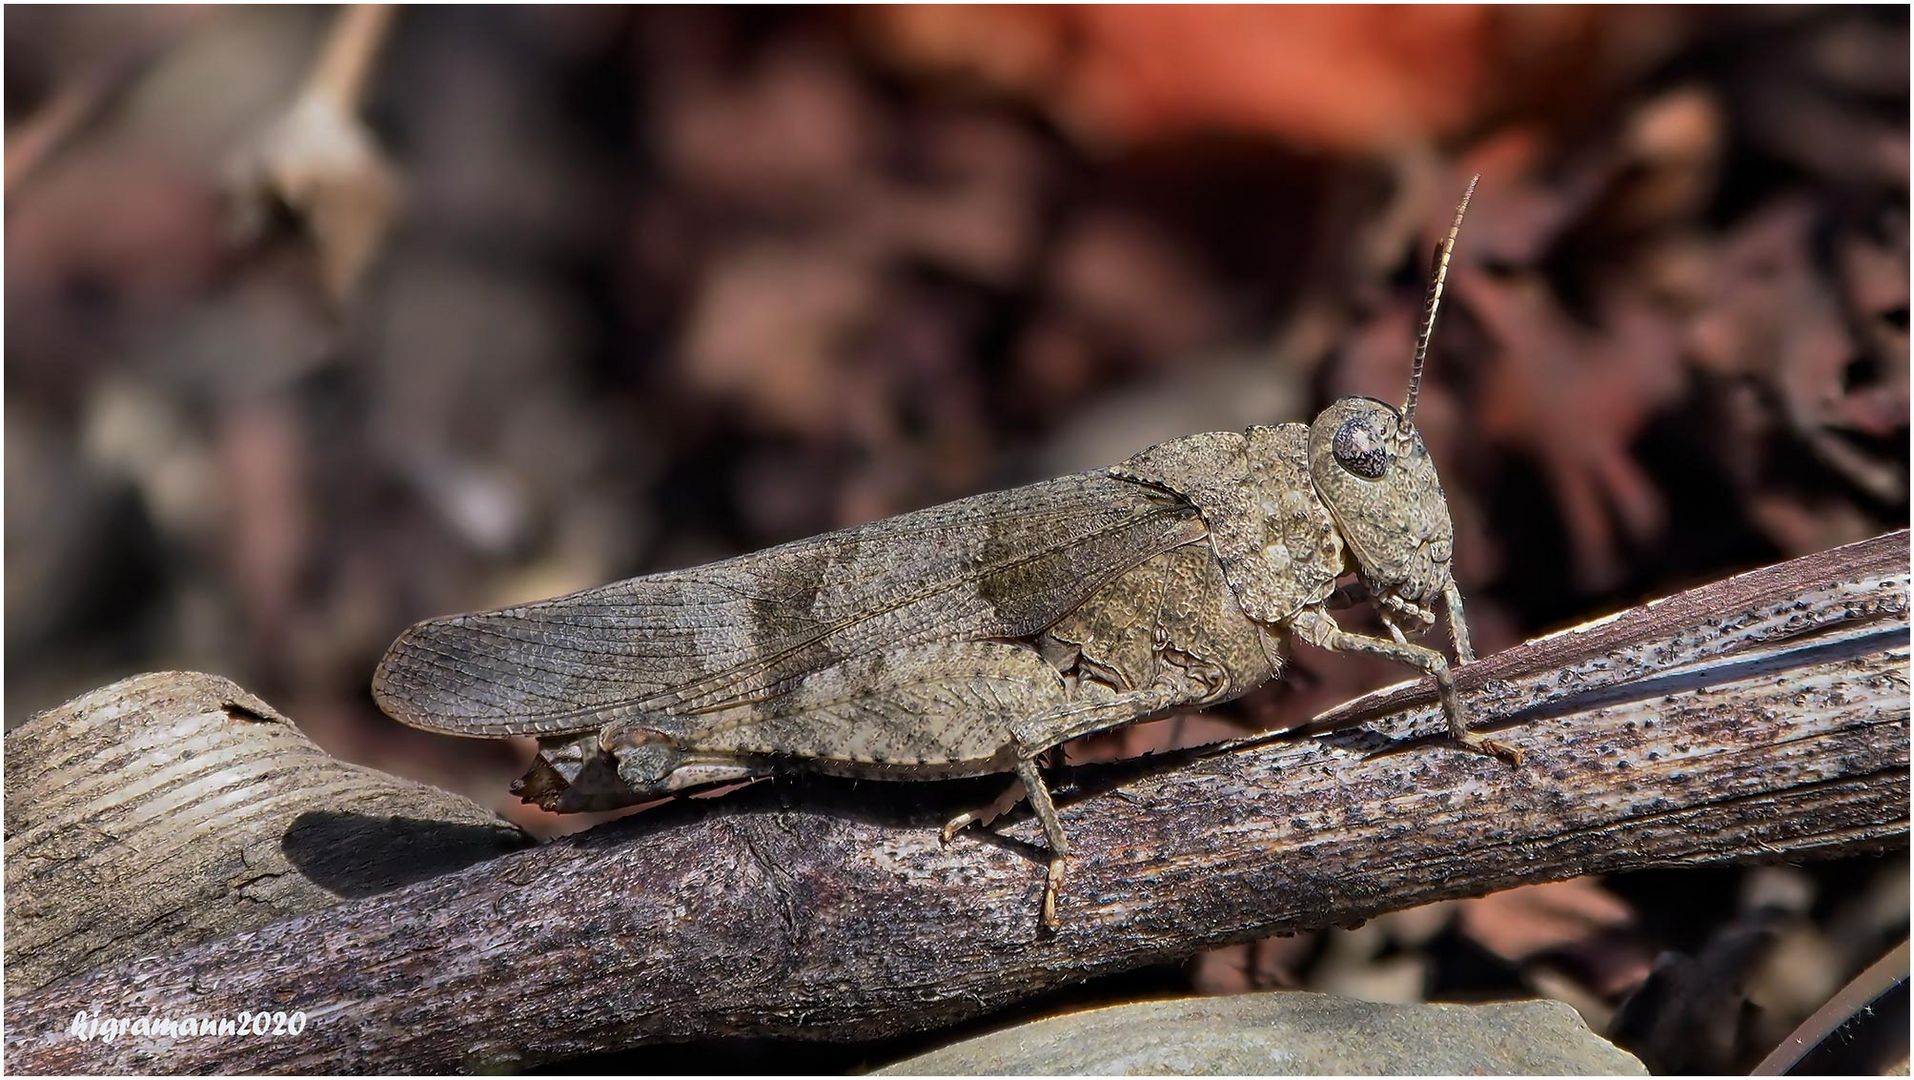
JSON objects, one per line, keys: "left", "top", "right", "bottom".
{"left": 373, "top": 177, "right": 1516, "bottom": 926}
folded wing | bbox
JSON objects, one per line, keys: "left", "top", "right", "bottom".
{"left": 372, "top": 472, "right": 1205, "bottom": 736}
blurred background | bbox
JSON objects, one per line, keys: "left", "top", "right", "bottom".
{"left": 5, "top": 5, "right": 1907, "bottom": 1072}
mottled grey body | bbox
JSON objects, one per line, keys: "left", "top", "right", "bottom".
{"left": 374, "top": 420, "right": 1338, "bottom": 773}
{"left": 375, "top": 407, "right": 1505, "bottom": 920}
{"left": 373, "top": 178, "right": 1512, "bottom": 925}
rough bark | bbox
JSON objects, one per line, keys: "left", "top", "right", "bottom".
{"left": 4, "top": 532, "right": 1907, "bottom": 1074}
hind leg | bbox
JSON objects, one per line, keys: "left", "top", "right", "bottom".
{"left": 596, "top": 640, "right": 1093, "bottom": 924}
{"left": 941, "top": 676, "right": 1214, "bottom": 927}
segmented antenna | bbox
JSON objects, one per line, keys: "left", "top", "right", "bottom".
{"left": 1402, "top": 173, "right": 1478, "bottom": 435}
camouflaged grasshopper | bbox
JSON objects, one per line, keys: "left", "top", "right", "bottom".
{"left": 373, "top": 177, "right": 1516, "bottom": 926}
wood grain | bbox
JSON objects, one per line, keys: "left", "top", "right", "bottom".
{"left": 3, "top": 672, "right": 530, "bottom": 998}
{"left": 4, "top": 532, "right": 1906, "bottom": 1074}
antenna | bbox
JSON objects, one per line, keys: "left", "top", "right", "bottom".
{"left": 1402, "top": 174, "right": 1478, "bottom": 435}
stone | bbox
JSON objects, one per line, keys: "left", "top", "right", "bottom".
{"left": 876, "top": 990, "right": 1647, "bottom": 1075}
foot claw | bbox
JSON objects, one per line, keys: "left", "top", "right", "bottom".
{"left": 1452, "top": 731, "right": 1524, "bottom": 766}
{"left": 939, "top": 813, "right": 975, "bottom": 846}
{"left": 1041, "top": 858, "right": 1066, "bottom": 930}
{"left": 941, "top": 779, "right": 1025, "bottom": 847}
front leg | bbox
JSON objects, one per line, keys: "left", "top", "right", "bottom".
{"left": 1291, "top": 607, "right": 1520, "bottom": 763}
{"left": 1443, "top": 580, "right": 1476, "bottom": 664}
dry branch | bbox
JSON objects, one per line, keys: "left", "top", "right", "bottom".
{"left": 5, "top": 531, "right": 1907, "bottom": 1074}
{"left": 4, "top": 673, "right": 531, "bottom": 997}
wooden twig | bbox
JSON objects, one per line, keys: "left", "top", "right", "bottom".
{"left": 5, "top": 532, "right": 1907, "bottom": 1074}
{"left": 3, "top": 673, "right": 531, "bottom": 998}
{"left": 306, "top": 5, "right": 395, "bottom": 115}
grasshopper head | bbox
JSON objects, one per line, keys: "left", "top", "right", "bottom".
{"left": 1304, "top": 174, "right": 1477, "bottom": 636}
{"left": 1307, "top": 397, "right": 1455, "bottom": 632}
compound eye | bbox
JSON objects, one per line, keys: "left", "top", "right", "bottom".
{"left": 1332, "top": 415, "right": 1389, "bottom": 479}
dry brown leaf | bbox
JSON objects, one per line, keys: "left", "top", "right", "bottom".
{"left": 1458, "top": 878, "right": 1635, "bottom": 964}
{"left": 225, "top": 6, "right": 399, "bottom": 304}
{"left": 226, "top": 92, "right": 399, "bottom": 304}
{"left": 682, "top": 244, "right": 879, "bottom": 437}
{"left": 1465, "top": 271, "right": 1685, "bottom": 589}
{"left": 1693, "top": 201, "right": 1906, "bottom": 503}
{"left": 865, "top": 6, "right": 1496, "bottom": 151}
